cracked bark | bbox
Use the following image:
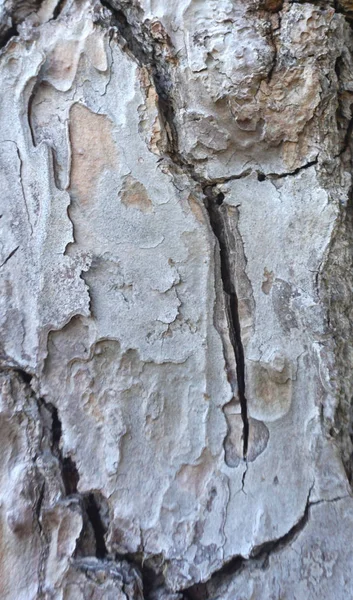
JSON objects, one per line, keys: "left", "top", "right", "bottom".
{"left": 1, "top": 1, "right": 353, "bottom": 599}
{"left": 203, "top": 186, "right": 249, "bottom": 459}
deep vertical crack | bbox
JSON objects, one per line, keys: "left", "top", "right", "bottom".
{"left": 41, "top": 399, "right": 108, "bottom": 558}
{"left": 83, "top": 494, "right": 108, "bottom": 559}
{"left": 45, "top": 402, "right": 80, "bottom": 495}
{"left": 203, "top": 187, "right": 249, "bottom": 458}
{"left": 99, "top": 0, "right": 182, "bottom": 163}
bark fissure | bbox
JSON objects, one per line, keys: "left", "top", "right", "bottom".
{"left": 42, "top": 400, "right": 80, "bottom": 495}
{"left": 83, "top": 494, "right": 108, "bottom": 559}
{"left": 183, "top": 487, "right": 318, "bottom": 600}
{"left": 0, "top": 245, "right": 19, "bottom": 268}
{"left": 100, "top": 0, "right": 198, "bottom": 179}
{"left": 256, "top": 158, "right": 319, "bottom": 182}
{"left": 203, "top": 187, "right": 249, "bottom": 459}
{"left": 0, "top": 24, "right": 18, "bottom": 49}
{"left": 100, "top": 0, "right": 179, "bottom": 157}
{"left": 39, "top": 397, "right": 111, "bottom": 560}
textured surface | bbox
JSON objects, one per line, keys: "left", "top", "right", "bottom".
{"left": 1, "top": 0, "right": 353, "bottom": 598}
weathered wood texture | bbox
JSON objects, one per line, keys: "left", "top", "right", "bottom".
{"left": 1, "top": 0, "right": 353, "bottom": 598}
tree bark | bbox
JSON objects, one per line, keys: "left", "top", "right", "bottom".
{"left": 1, "top": 0, "right": 353, "bottom": 598}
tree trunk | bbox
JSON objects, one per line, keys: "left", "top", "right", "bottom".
{"left": 1, "top": 0, "right": 353, "bottom": 598}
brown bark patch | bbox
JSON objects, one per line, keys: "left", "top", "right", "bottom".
{"left": 69, "top": 104, "right": 119, "bottom": 206}
{"left": 120, "top": 175, "right": 153, "bottom": 213}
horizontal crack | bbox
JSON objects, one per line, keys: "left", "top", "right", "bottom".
{"left": 99, "top": 0, "right": 317, "bottom": 194}
{"left": 256, "top": 157, "right": 319, "bottom": 181}
{"left": 184, "top": 485, "right": 317, "bottom": 599}
{"left": 184, "top": 488, "right": 352, "bottom": 600}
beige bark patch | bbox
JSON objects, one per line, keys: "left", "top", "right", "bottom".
{"left": 44, "top": 40, "right": 81, "bottom": 91}
{"left": 247, "top": 353, "right": 296, "bottom": 422}
{"left": 176, "top": 450, "right": 213, "bottom": 497}
{"left": 224, "top": 414, "right": 269, "bottom": 466}
{"left": 120, "top": 174, "right": 153, "bottom": 213}
{"left": 138, "top": 66, "right": 167, "bottom": 155}
{"left": 187, "top": 194, "right": 205, "bottom": 223}
{"left": 69, "top": 104, "right": 119, "bottom": 206}
{"left": 84, "top": 30, "right": 108, "bottom": 72}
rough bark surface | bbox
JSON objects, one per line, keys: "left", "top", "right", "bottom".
{"left": 1, "top": 0, "right": 353, "bottom": 598}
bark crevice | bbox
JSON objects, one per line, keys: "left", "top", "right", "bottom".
{"left": 183, "top": 486, "right": 318, "bottom": 600}
{"left": 203, "top": 187, "right": 249, "bottom": 459}
{"left": 39, "top": 396, "right": 111, "bottom": 561}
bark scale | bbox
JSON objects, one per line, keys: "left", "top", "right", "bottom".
{"left": 1, "top": 0, "right": 353, "bottom": 598}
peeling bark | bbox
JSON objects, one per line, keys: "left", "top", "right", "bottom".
{"left": 1, "top": 0, "right": 353, "bottom": 598}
